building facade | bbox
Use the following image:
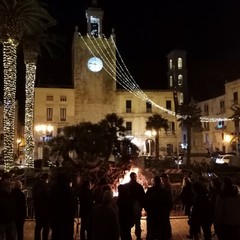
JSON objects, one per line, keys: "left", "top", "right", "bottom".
{"left": 33, "top": 4, "right": 184, "bottom": 159}
{"left": 198, "top": 79, "right": 240, "bottom": 154}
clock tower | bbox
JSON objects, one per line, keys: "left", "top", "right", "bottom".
{"left": 72, "top": 2, "right": 117, "bottom": 123}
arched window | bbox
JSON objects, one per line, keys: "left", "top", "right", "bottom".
{"left": 169, "top": 59, "right": 173, "bottom": 69}
{"left": 178, "top": 74, "right": 183, "bottom": 86}
{"left": 169, "top": 76, "right": 173, "bottom": 87}
{"left": 178, "top": 58, "right": 182, "bottom": 69}
{"left": 179, "top": 93, "right": 184, "bottom": 104}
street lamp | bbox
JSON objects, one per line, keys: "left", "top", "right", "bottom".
{"left": 35, "top": 124, "right": 53, "bottom": 159}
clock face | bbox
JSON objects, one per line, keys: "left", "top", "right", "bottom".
{"left": 87, "top": 57, "right": 103, "bottom": 72}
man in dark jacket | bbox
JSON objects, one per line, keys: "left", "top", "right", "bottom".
{"left": 124, "top": 172, "right": 145, "bottom": 240}
{"left": 0, "top": 179, "right": 16, "bottom": 240}
{"left": 32, "top": 173, "right": 51, "bottom": 240}
{"left": 145, "top": 176, "right": 173, "bottom": 240}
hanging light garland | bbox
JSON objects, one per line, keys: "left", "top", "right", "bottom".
{"left": 78, "top": 31, "right": 233, "bottom": 123}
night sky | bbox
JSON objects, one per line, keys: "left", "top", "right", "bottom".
{"left": 3, "top": 0, "right": 240, "bottom": 121}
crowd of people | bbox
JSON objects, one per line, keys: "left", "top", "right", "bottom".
{"left": 0, "top": 169, "right": 240, "bottom": 240}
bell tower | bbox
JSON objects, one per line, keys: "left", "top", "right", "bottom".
{"left": 72, "top": 2, "right": 117, "bottom": 123}
{"left": 167, "top": 49, "right": 189, "bottom": 112}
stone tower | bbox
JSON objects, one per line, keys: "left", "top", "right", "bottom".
{"left": 167, "top": 49, "right": 189, "bottom": 112}
{"left": 72, "top": 4, "right": 116, "bottom": 123}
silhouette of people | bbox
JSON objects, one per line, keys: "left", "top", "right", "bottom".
{"left": 145, "top": 176, "right": 173, "bottom": 240}
{"left": 32, "top": 173, "right": 51, "bottom": 240}
{"left": 117, "top": 184, "right": 134, "bottom": 240}
{"left": 50, "top": 171, "right": 77, "bottom": 240}
{"left": 189, "top": 182, "right": 213, "bottom": 240}
{"left": 92, "top": 177, "right": 111, "bottom": 205}
{"left": 79, "top": 179, "right": 93, "bottom": 240}
{"left": 11, "top": 180, "right": 26, "bottom": 240}
{"left": 124, "top": 172, "right": 145, "bottom": 240}
{"left": 180, "top": 176, "right": 195, "bottom": 217}
{"left": 214, "top": 177, "right": 240, "bottom": 240}
{"left": 88, "top": 190, "right": 120, "bottom": 240}
{"left": 0, "top": 178, "right": 16, "bottom": 240}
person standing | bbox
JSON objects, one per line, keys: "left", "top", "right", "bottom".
{"left": 0, "top": 179, "right": 16, "bottom": 240}
{"left": 117, "top": 184, "right": 134, "bottom": 240}
{"left": 50, "top": 172, "right": 77, "bottom": 240}
{"left": 88, "top": 190, "right": 120, "bottom": 240}
{"left": 145, "top": 176, "right": 173, "bottom": 240}
{"left": 11, "top": 180, "right": 26, "bottom": 240}
{"left": 32, "top": 173, "right": 51, "bottom": 240}
{"left": 214, "top": 177, "right": 240, "bottom": 240}
{"left": 124, "top": 172, "right": 145, "bottom": 240}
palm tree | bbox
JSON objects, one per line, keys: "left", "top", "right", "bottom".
{"left": 146, "top": 114, "right": 169, "bottom": 160}
{"left": 98, "top": 113, "right": 126, "bottom": 160}
{"left": 230, "top": 104, "right": 240, "bottom": 154}
{"left": 177, "top": 99, "right": 202, "bottom": 165}
{"left": 0, "top": 0, "right": 53, "bottom": 171}
{"left": 22, "top": 24, "right": 61, "bottom": 168}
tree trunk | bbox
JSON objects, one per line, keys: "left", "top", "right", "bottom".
{"left": 155, "top": 132, "right": 160, "bottom": 160}
{"left": 186, "top": 126, "right": 192, "bottom": 166}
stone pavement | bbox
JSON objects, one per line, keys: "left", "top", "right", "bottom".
{"left": 24, "top": 216, "right": 193, "bottom": 240}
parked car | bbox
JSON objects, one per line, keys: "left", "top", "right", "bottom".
{"left": 215, "top": 154, "right": 235, "bottom": 164}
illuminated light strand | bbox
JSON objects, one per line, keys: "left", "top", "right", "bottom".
{"left": 88, "top": 35, "right": 145, "bottom": 98}
{"left": 79, "top": 32, "right": 233, "bottom": 123}
{"left": 79, "top": 33, "right": 144, "bottom": 98}
{"left": 3, "top": 40, "right": 18, "bottom": 171}
{"left": 107, "top": 34, "right": 149, "bottom": 100}
{"left": 24, "top": 62, "right": 36, "bottom": 168}
{"left": 101, "top": 35, "right": 148, "bottom": 100}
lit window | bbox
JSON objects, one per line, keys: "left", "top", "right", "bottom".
{"left": 60, "top": 96, "right": 67, "bottom": 102}
{"left": 60, "top": 108, "right": 67, "bottom": 121}
{"left": 46, "top": 108, "right": 53, "bottom": 121}
{"left": 46, "top": 96, "right": 53, "bottom": 101}
{"left": 178, "top": 58, "right": 182, "bottom": 69}
{"left": 178, "top": 75, "right": 183, "bottom": 86}
{"left": 169, "top": 76, "right": 173, "bottom": 87}
{"left": 169, "top": 59, "right": 173, "bottom": 69}
{"left": 179, "top": 93, "right": 184, "bottom": 104}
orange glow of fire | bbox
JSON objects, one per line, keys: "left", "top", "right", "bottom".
{"left": 112, "top": 167, "right": 148, "bottom": 197}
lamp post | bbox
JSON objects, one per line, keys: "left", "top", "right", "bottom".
{"left": 35, "top": 124, "right": 53, "bottom": 159}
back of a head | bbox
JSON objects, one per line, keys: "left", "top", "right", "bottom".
{"left": 153, "top": 176, "right": 161, "bottom": 186}
{"left": 14, "top": 180, "right": 23, "bottom": 190}
{"left": 130, "top": 172, "right": 137, "bottom": 181}
{"left": 102, "top": 190, "right": 113, "bottom": 205}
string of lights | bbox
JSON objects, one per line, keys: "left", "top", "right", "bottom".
{"left": 24, "top": 62, "right": 36, "bottom": 168}
{"left": 79, "top": 32, "right": 233, "bottom": 123}
{"left": 3, "top": 40, "right": 18, "bottom": 171}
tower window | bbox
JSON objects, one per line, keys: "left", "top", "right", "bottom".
{"left": 178, "top": 58, "right": 182, "bottom": 69}
{"left": 179, "top": 93, "right": 184, "bottom": 104}
{"left": 169, "top": 76, "right": 173, "bottom": 87}
{"left": 146, "top": 102, "right": 152, "bottom": 113}
{"left": 166, "top": 100, "right": 172, "bottom": 110}
{"left": 178, "top": 75, "right": 183, "bottom": 86}
{"left": 169, "top": 59, "right": 173, "bottom": 69}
